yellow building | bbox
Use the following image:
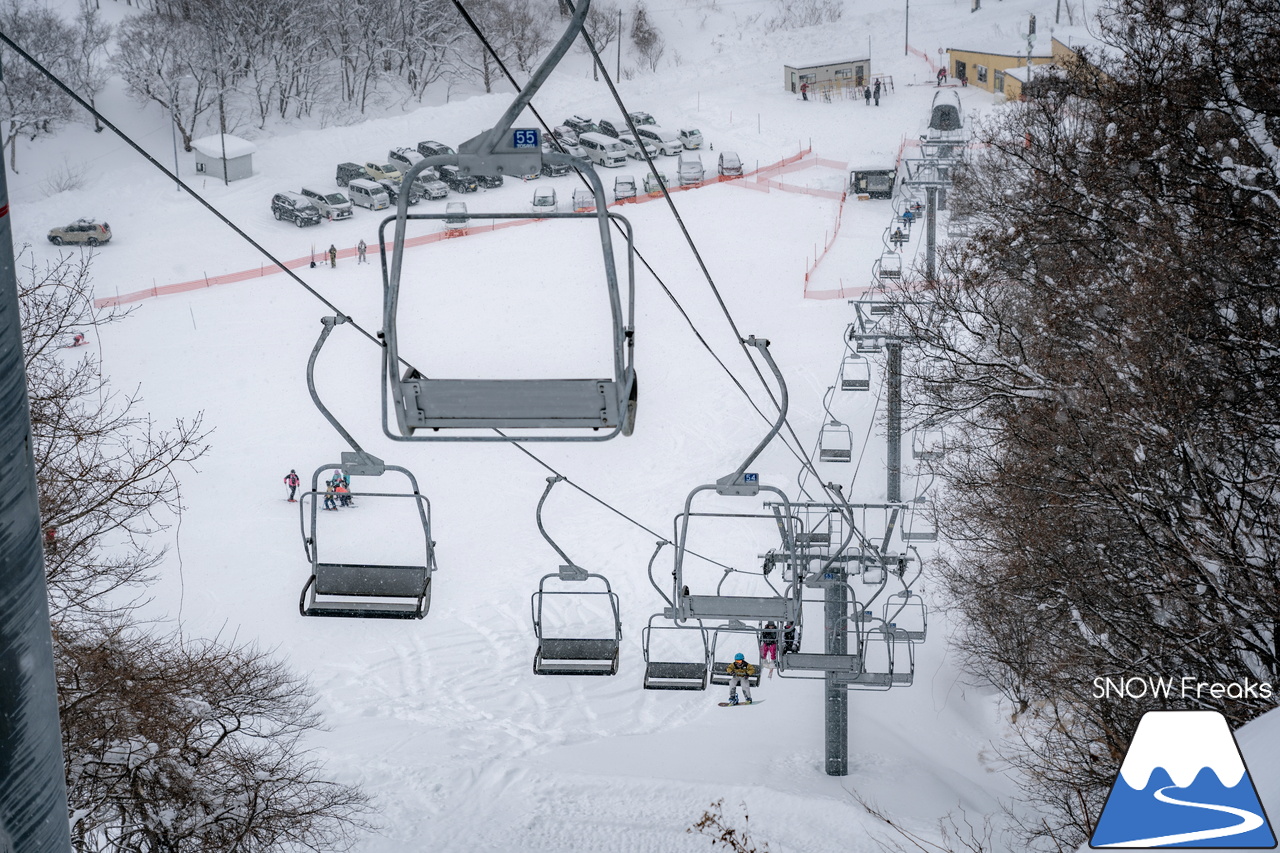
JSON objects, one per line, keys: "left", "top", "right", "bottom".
{"left": 947, "top": 31, "right": 1089, "bottom": 98}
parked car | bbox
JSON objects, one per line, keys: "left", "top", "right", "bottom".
{"left": 438, "top": 165, "right": 477, "bottom": 193}
{"left": 562, "top": 115, "right": 598, "bottom": 136}
{"left": 300, "top": 187, "right": 354, "bottom": 220}
{"left": 546, "top": 134, "right": 585, "bottom": 159}
{"left": 377, "top": 177, "right": 421, "bottom": 206}
{"left": 443, "top": 201, "right": 469, "bottom": 230}
{"left": 411, "top": 170, "right": 450, "bottom": 200}
{"left": 474, "top": 172, "right": 504, "bottom": 189}
{"left": 579, "top": 132, "right": 628, "bottom": 168}
{"left": 47, "top": 218, "right": 112, "bottom": 245}
{"left": 627, "top": 110, "right": 656, "bottom": 127}
{"left": 617, "top": 132, "right": 658, "bottom": 161}
{"left": 717, "top": 151, "right": 743, "bottom": 177}
{"left": 636, "top": 126, "right": 683, "bottom": 156}
{"left": 596, "top": 118, "right": 628, "bottom": 138}
{"left": 552, "top": 125, "right": 580, "bottom": 146}
{"left": 388, "top": 147, "right": 423, "bottom": 172}
{"left": 643, "top": 171, "right": 671, "bottom": 195}
{"left": 531, "top": 186, "right": 557, "bottom": 214}
{"left": 347, "top": 178, "right": 390, "bottom": 210}
{"left": 678, "top": 127, "right": 704, "bottom": 149}
{"left": 613, "top": 175, "right": 637, "bottom": 201}
{"left": 270, "top": 192, "right": 322, "bottom": 227}
{"left": 364, "top": 161, "right": 402, "bottom": 181}
{"left": 677, "top": 153, "right": 705, "bottom": 185}
{"left": 335, "top": 161, "right": 367, "bottom": 187}
{"left": 572, "top": 188, "right": 596, "bottom": 212}
{"left": 540, "top": 140, "right": 571, "bottom": 176}
{"left": 417, "top": 140, "right": 455, "bottom": 158}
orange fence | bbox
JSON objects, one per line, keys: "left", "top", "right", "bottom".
{"left": 94, "top": 148, "right": 820, "bottom": 309}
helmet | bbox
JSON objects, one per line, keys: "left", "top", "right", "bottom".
{"left": 734, "top": 653, "right": 745, "bottom": 661}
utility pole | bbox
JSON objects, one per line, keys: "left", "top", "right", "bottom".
{"left": 886, "top": 342, "right": 902, "bottom": 502}
{"left": 904, "top": 0, "right": 910, "bottom": 55}
{"left": 617, "top": 8, "right": 622, "bottom": 80}
{"left": 0, "top": 151, "right": 74, "bottom": 853}
{"left": 169, "top": 84, "right": 181, "bottom": 191}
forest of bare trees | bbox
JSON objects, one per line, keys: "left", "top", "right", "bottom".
{"left": 894, "top": 0, "right": 1280, "bottom": 847}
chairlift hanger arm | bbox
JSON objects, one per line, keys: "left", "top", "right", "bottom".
{"left": 535, "top": 476, "right": 581, "bottom": 572}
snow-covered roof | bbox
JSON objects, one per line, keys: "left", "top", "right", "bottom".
{"left": 786, "top": 57, "right": 870, "bottom": 69}
{"left": 190, "top": 134, "right": 257, "bottom": 159}
{"left": 949, "top": 30, "right": 1053, "bottom": 59}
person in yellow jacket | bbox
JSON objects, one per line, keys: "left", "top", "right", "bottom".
{"left": 725, "top": 653, "right": 755, "bottom": 705}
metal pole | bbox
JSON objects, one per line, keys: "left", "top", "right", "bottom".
{"left": 616, "top": 8, "right": 622, "bottom": 80}
{"left": 925, "top": 185, "right": 937, "bottom": 285}
{"left": 887, "top": 342, "right": 902, "bottom": 502}
{"left": 904, "top": 0, "right": 909, "bottom": 56}
{"left": 0, "top": 154, "right": 74, "bottom": 853}
{"left": 824, "top": 571, "right": 848, "bottom": 776}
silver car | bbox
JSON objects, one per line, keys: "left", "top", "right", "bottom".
{"left": 618, "top": 133, "right": 658, "bottom": 161}
{"left": 48, "top": 218, "right": 111, "bottom": 246}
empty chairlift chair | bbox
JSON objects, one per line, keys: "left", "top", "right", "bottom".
{"left": 819, "top": 419, "right": 852, "bottom": 462}
{"left": 379, "top": 0, "right": 637, "bottom": 442}
{"left": 911, "top": 428, "right": 946, "bottom": 460}
{"left": 299, "top": 461, "right": 437, "bottom": 619}
{"left": 901, "top": 499, "right": 938, "bottom": 543}
{"left": 840, "top": 354, "right": 871, "bottom": 391}
{"left": 642, "top": 614, "right": 710, "bottom": 690}
{"left": 875, "top": 252, "right": 902, "bottom": 282}
{"left": 528, "top": 475, "right": 622, "bottom": 675}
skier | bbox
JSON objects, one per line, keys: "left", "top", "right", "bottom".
{"left": 336, "top": 482, "right": 353, "bottom": 508}
{"left": 864, "top": 86, "right": 871, "bottom": 106}
{"left": 328, "top": 244, "right": 338, "bottom": 268}
{"left": 323, "top": 482, "right": 339, "bottom": 510}
{"left": 782, "top": 621, "right": 799, "bottom": 655}
{"left": 937, "top": 67, "right": 947, "bottom": 86}
{"left": 891, "top": 227, "right": 907, "bottom": 249}
{"left": 901, "top": 208, "right": 915, "bottom": 227}
{"left": 71, "top": 332, "right": 86, "bottom": 346}
{"left": 725, "top": 653, "right": 755, "bottom": 705}
{"left": 800, "top": 81, "right": 809, "bottom": 101}
{"left": 760, "top": 622, "right": 780, "bottom": 677}
{"left": 357, "top": 239, "right": 368, "bottom": 264}
{"left": 284, "top": 469, "right": 300, "bottom": 502}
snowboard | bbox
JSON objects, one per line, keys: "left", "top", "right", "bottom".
{"left": 717, "top": 700, "right": 764, "bottom": 708}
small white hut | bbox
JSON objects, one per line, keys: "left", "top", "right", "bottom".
{"left": 191, "top": 134, "right": 257, "bottom": 182}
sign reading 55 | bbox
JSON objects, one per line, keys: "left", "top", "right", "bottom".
{"left": 513, "top": 129, "right": 540, "bottom": 148}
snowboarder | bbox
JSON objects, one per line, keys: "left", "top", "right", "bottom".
{"left": 357, "top": 239, "right": 368, "bottom": 264}
{"left": 800, "top": 81, "right": 809, "bottom": 101}
{"left": 760, "top": 622, "right": 780, "bottom": 677}
{"left": 864, "top": 86, "right": 871, "bottom": 106}
{"left": 328, "top": 244, "right": 338, "bottom": 268}
{"left": 725, "top": 653, "right": 755, "bottom": 705}
{"left": 284, "top": 469, "right": 300, "bottom": 502}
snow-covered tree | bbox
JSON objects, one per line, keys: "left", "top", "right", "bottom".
{"left": 0, "top": 0, "right": 82, "bottom": 170}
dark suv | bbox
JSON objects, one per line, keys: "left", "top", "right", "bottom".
{"left": 474, "top": 172, "right": 503, "bottom": 189}
{"left": 417, "top": 140, "right": 455, "bottom": 158}
{"left": 377, "top": 177, "right": 422, "bottom": 206}
{"left": 271, "top": 192, "right": 322, "bottom": 227}
{"left": 438, "top": 165, "right": 478, "bottom": 193}
{"left": 335, "top": 162, "right": 367, "bottom": 187}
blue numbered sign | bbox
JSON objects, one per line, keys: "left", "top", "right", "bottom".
{"left": 513, "top": 128, "right": 540, "bottom": 149}
{"left": 744, "top": 473, "right": 759, "bottom": 483}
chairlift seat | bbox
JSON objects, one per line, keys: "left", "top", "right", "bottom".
{"left": 685, "top": 594, "right": 790, "bottom": 621}
{"left": 841, "top": 356, "right": 871, "bottom": 391}
{"left": 535, "top": 638, "right": 619, "bottom": 675}
{"left": 300, "top": 562, "right": 430, "bottom": 619}
{"left": 397, "top": 374, "right": 623, "bottom": 430}
{"left": 834, "top": 670, "right": 893, "bottom": 688}
{"left": 710, "top": 661, "right": 762, "bottom": 686}
{"left": 643, "top": 661, "right": 709, "bottom": 690}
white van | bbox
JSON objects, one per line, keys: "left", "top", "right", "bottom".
{"left": 300, "top": 187, "right": 353, "bottom": 220}
{"left": 347, "top": 178, "right": 390, "bottom": 210}
{"left": 578, "top": 132, "right": 628, "bottom": 168}
{"left": 636, "top": 126, "right": 683, "bottom": 156}
{"left": 677, "top": 153, "right": 705, "bottom": 186}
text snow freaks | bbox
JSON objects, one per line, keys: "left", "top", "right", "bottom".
{"left": 1093, "top": 676, "right": 1275, "bottom": 701}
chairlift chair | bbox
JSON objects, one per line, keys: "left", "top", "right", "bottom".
{"left": 911, "top": 428, "right": 946, "bottom": 460}
{"left": 299, "top": 462, "right": 436, "bottom": 619}
{"left": 528, "top": 475, "right": 622, "bottom": 675}
{"left": 840, "top": 354, "right": 871, "bottom": 391}
{"left": 883, "top": 589, "right": 927, "bottom": 642}
{"left": 875, "top": 252, "right": 902, "bottom": 281}
{"left": 708, "top": 624, "right": 763, "bottom": 686}
{"left": 901, "top": 500, "right": 938, "bottom": 543}
{"left": 818, "top": 419, "right": 852, "bottom": 462}
{"left": 642, "top": 615, "right": 710, "bottom": 690}
{"left": 379, "top": 0, "right": 637, "bottom": 442}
